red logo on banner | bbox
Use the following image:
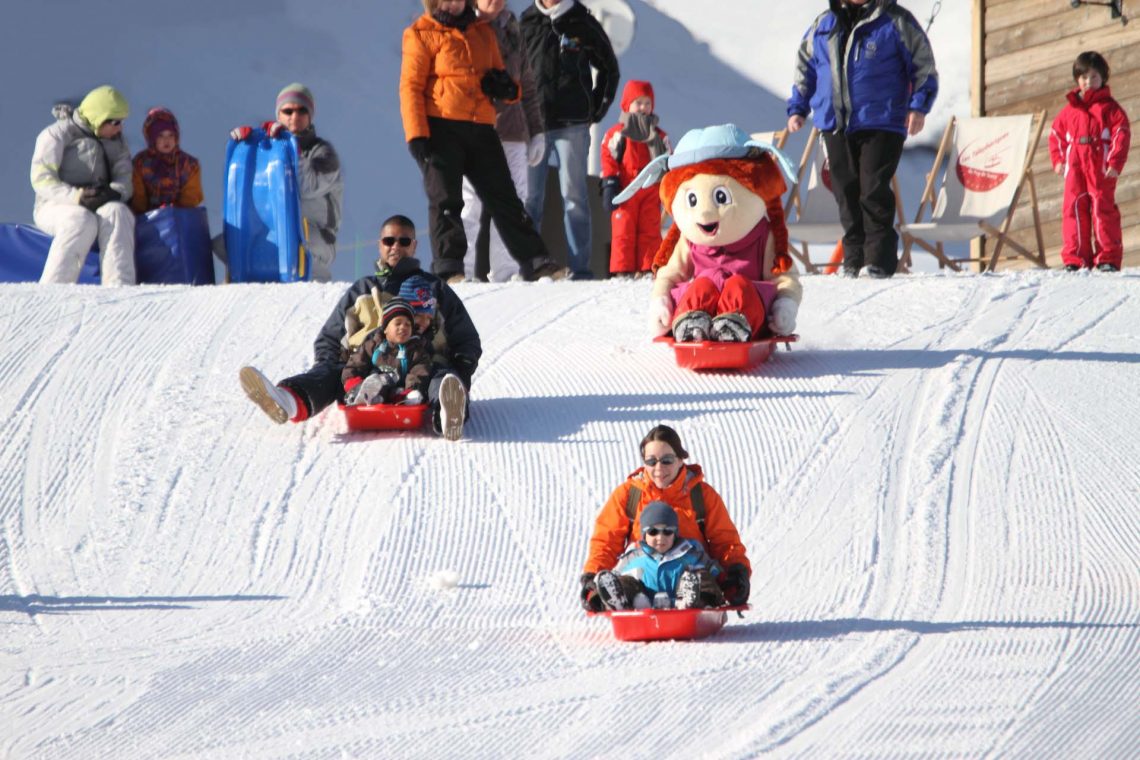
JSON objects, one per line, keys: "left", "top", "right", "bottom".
{"left": 956, "top": 132, "right": 1013, "bottom": 192}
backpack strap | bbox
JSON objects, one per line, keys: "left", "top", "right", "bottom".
{"left": 690, "top": 483, "right": 707, "bottom": 541}
{"left": 624, "top": 485, "right": 642, "bottom": 541}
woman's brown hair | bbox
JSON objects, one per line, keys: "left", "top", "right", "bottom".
{"left": 639, "top": 425, "right": 689, "bottom": 460}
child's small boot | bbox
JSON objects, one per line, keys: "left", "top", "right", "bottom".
{"left": 672, "top": 311, "right": 713, "bottom": 342}
{"left": 710, "top": 313, "right": 752, "bottom": 343}
{"left": 594, "top": 570, "right": 630, "bottom": 610}
{"left": 356, "top": 374, "right": 393, "bottom": 405}
{"left": 675, "top": 569, "right": 702, "bottom": 609}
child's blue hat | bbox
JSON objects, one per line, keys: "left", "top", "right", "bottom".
{"left": 397, "top": 275, "right": 437, "bottom": 315}
{"left": 640, "top": 501, "right": 679, "bottom": 534}
{"left": 613, "top": 123, "right": 796, "bottom": 205}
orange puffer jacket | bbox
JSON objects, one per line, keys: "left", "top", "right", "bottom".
{"left": 583, "top": 464, "right": 751, "bottom": 575}
{"left": 400, "top": 13, "right": 510, "bottom": 141}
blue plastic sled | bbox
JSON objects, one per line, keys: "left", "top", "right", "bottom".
{"left": 0, "top": 223, "right": 100, "bottom": 283}
{"left": 134, "top": 206, "right": 214, "bottom": 285}
{"left": 222, "top": 129, "right": 309, "bottom": 283}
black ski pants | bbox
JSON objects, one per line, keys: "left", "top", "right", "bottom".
{"left": 822, "top": 129, "right": 906, "bottom": 275}
{"left": 421, "top": 117, "right": 548, "bottom": 278}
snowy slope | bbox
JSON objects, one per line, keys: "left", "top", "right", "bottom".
{"left": 0, "top": 1, "right": 967, "bottom": 281}
{"left": 1, "top": 272, "right": 1138, "bottom": 758}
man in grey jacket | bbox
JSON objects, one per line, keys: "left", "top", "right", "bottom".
{"left": 227, "top": 83, "right": 344, "bottom": 282}
{"left": 30, "top": 85, "right": 136, "bottom": 285}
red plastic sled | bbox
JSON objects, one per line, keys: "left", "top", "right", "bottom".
{"left": 588, "top": 605, "right": 749, "bottom": 642}
{"left": 655, "top": 335, "right": 798, "bottom": 371}
{"left": 339, "top": 402, "right": 429, "bottom": 432}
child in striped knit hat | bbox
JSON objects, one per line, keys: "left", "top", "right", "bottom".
{"left": 341, "top": 299, "right": 434, "bottom": 406}
{"left": 130, "top": 107, "right": 203, "bottom": 214}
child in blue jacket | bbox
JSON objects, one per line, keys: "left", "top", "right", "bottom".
{"left": 593, "top": 501, "right": 724, "bottom": 610}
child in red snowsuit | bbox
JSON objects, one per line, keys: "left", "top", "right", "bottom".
{"left": 601, "top": 80, "right": 670, "bottom": 277}
{"left": 1049, "top": 51, "right": 1130, "bottom": 271}
{"left": 130, "top": 107, "right": 203, "bottom": 214}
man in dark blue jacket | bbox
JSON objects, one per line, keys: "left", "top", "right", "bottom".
{"left": 239, "top": 215, "right": 480, "bottom": 441}
{"left": 787, "top": 0, "right": 937, "bottom": 278}
{"left": 520, "top": 0, "right": 619, "bottom": 280}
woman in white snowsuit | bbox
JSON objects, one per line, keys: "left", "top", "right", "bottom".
{"left": 30, "top": 85, "right": 136, "bottom": 285}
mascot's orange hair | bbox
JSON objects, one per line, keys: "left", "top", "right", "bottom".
{"left": 652, "top": 153, "right": 791, "bottom": 275}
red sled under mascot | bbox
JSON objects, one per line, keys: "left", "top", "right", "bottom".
{"left": 615, "top": 124, "right": 802, "bottom": 342}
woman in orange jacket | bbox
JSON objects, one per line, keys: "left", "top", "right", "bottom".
{"left": 399, "top": 0, "right": 561, "bottom": 283}
{"left": 580, "top": 424, "right": 751, "bottom": 610}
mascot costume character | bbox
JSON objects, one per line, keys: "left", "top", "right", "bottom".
{"left": 615, "top": 124, "right": 802, "bottom": 342}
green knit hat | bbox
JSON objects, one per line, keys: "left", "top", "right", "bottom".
{"left": 77, "top": 85, "right": 129, "bottom": 131}
{"left": 276, "top": 82, "right": 315, "bottom": 118}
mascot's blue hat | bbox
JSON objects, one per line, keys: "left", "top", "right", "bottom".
{"left": 613, "top": 123, "right": 796, "bottom": 205}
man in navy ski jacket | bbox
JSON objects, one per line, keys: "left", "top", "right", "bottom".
{"left": 786, "top": 0, "right": 937, "bottom": 278}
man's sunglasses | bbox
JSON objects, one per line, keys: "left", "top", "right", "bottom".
{"left": 643, "top": 455, "right": 677, "bottom": 467}
{"left": 645, "top": 527, "right": 676, "bottom": 537}
{"left": 381, "top": 236, "right": 414, "bottom": 247}
{"left": 104, "top": 119, "right": 123, "bottom": 126}
{"left": 279, "top": 107, "right": 308, "bottom": 116}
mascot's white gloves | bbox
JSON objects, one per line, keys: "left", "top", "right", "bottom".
{"left": 526, "top": 133, "right": 546, "bottom": 167}
{"left": 648, "top": 295, "right": 673, "bottom": 337}
{"left": 769, "top": 297, "right": 798, "bottom": 336}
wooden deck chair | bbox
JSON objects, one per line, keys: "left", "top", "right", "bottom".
{"left": 749, "top": 129, "right": 788, "bottom": 150}
{"left": 899, "top": 112, "right": 1047, "bottom": 272}
{"left": 784, "top": 128, "right": 905, "bottom": 274}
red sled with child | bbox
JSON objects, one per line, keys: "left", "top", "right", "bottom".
{"left": 615, "top": 125, "right": 804, "bottom": 373}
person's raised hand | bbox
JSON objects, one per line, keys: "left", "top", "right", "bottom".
{"left": 229, "top": 125, "right": 253, "bottom": 142}
{"left": 261, "top": 121, "right": 287, "bottom": 139}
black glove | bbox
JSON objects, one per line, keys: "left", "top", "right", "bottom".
{"left": 720, "top": 563, "right": 751, "bottom": 606}
{"left": 78, "top": 185, "right": 121, "bottom": 212}
{"left": 480, "top": 68, "right": 519, "bottom": 101}
{"left": 600, "top": 176, "right": 619, "bottom": 213}
{"left": 450, "top": 355, "right": 477, "bottom": 387}
{"left": 580, "top": 572, "right": 603, "bottom": 611}
{"left": 407, "top": 137, "right": 431, "bottom": 167}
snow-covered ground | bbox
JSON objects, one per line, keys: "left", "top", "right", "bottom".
{"left": 2, "top": 271, "right": 1138, "bottom": 758}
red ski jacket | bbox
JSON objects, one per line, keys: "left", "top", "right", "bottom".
{"left": 1049, "top": 86, "right": 1130, "bottom": 179}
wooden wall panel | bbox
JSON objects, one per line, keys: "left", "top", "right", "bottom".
{"left": 976, "top": 0, "right": 1140, "bottom": 270}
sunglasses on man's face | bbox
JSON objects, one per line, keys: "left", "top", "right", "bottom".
{"left": 104, "top": 119, "right": 123, "bottom": 127}
{"left": 645, "top": 527, "right": 676, "bottom": 537}
{"left": 381, "top": 236, "right": 414, "bottom": 247}
{"left": 643, "top": 455, "right": 677, "bottom": 467}
{"left": 279, "top": 108, "right": 308, "bottom": 116}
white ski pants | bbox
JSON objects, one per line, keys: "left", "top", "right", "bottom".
{"left": 34, "top": 201, "right": 136, "bottom": 285}
{"left": 461, "top": 140, "right": 528, "bottom": 282}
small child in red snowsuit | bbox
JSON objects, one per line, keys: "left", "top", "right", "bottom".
{"left": 600, "top": 80, "right": 670, "bottom": 277}
{"left": 1049, "top": 51, "right": 1130, "bottom": 272}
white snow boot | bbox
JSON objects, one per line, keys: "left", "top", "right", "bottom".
{"left": 438, "top": 373, "right": 467, "bottom": 441}
{"left": 239, "top": 366, "right": 297, "bottom": 425}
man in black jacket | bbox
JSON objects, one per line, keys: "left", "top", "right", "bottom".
{"left": 239, "top": 215, "right": 481, "bottom": 441}
{"left": 520, "top": 0, "right": 619, "bottom": 279}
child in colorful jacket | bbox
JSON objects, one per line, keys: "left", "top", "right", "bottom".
{"left": 130, "top": 107, "right": 203, "bottom": 214}
{"left": 593, "top": 501, "right": 725, "bottom": 610}
{"left": 600, "top": 80, "right": 670, "bottom": 277}
{"left": 342, "top": 299, "right": 434, "bottom": 406}
{"left": 1049, "top": 51, "right": 1130, "bottom": 272}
